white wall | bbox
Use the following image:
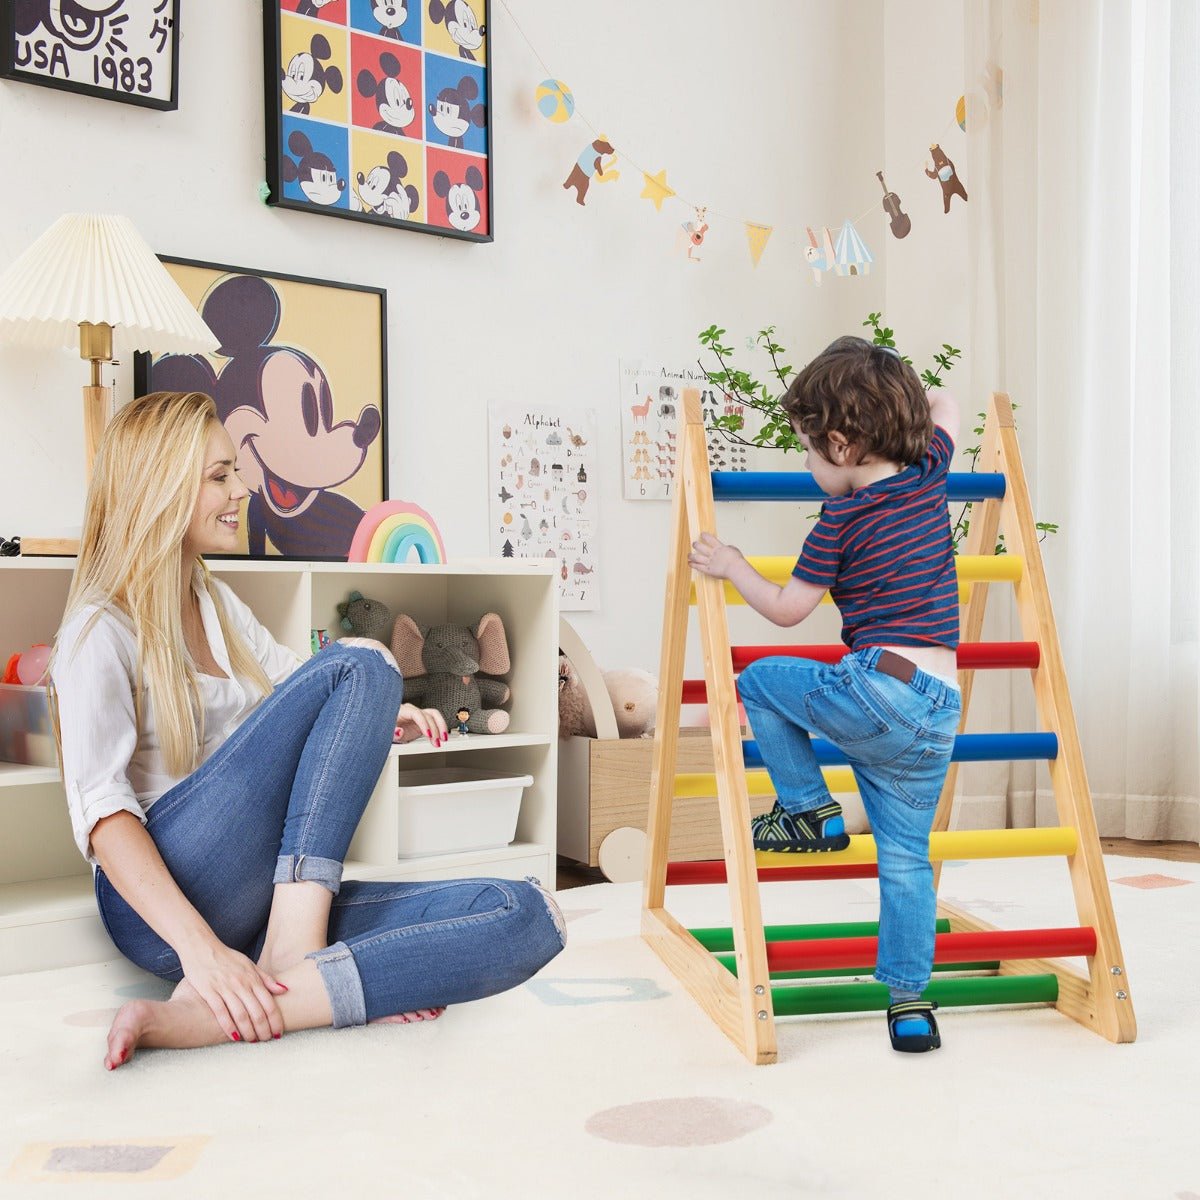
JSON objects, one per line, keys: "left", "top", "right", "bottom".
{"left": 0, "top": 1, "right": 976, "bottom": 682}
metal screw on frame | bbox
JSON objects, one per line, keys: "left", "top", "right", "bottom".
{"left": 1110, "top": 965, "right": 1123, "bottom": 976}
{"left": 757, "top": 1011, "right": 768, "bottom": 1020}
{"left": 1116, "top": 990, "right": 1128, "bottom": 1000}
{"left": 754, "top": 985, "right": 765, "bottom": 995}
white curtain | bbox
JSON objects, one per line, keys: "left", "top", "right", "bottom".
{"left": 965, "top": 0, "right": 1200, "bottom": 841}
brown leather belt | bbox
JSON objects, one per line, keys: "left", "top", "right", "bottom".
{"left": 873, "top": 649, "right": 917, "bottom": 685}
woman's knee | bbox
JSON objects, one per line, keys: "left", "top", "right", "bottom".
{"left": 329, "top": 640, "right": 403, "bottom": 702}
{"left": 512, "top": 878, "right": 567, "bottom": 971}
{"left": 334, "top": 637, "right": 401, "bottom": 675}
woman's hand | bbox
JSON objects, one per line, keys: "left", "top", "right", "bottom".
{"left": 178, "top": 938, "right": 288, "bottom": 1043}
{"left": 395, "top": 703, "right": 449, "bottom": 747}
{"left": 688, "top": 532, "right": 744, "bottom": 580}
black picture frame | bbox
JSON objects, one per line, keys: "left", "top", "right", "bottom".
{"left": 134, "top": 255, "right": 389, "bottom": 563}
{"left": 0, "top": 0, "right": 180, "bottom": 111}
{"left": 263, "top": 0, "right": 493, "bottom": 243}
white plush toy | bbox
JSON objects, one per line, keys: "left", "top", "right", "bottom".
{"left": 558, "top": 655, "right": 658, "bottom": 739}
{"left": 603, "top": 668, "right": 658, "bottom": 739}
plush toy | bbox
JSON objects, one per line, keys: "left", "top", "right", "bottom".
{"left": 558, "top": 653, "right": 597, "bottom": 739}
{"left": 336, "top": 591, "right": 394, "bottom": 643}
{"left": 603, "top": 668, "right": 658, "bottom": 738}
{"left": 391, "top": 612, "right": 512, "bottom": 734}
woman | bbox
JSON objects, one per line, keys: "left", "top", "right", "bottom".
{"left": 51, "top": 391, "right": 566, "bottom": 1070}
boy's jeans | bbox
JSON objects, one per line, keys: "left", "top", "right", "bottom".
{"left": 94, "top": 643, "right": 566, "bottom": 1025}
{"left": 737, "top": 647, "right": 961, "bottom": 994}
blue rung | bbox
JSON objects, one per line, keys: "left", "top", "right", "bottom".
{"left": 712, "top": 471, "right": 1006, "bottom": 503}
{"left": 742, "top": 731, "right": 1058, "bottom": 770}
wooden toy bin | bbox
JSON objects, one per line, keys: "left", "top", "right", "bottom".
{"left": 555, "top": 618, "right": 771, "bottom": 872}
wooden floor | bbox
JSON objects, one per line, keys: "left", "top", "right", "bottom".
{"left": 556, "top": 837, "right": 1199, "bottom": 890}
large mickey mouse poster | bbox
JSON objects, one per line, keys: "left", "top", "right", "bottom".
{"left": 265, "top": 0, "right": 492, "bottom": 241}
{"left": 134, "top": 256, "right": 388, "bottom": 561}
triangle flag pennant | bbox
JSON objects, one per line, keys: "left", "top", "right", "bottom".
{"left": 744, "top": 222, "right": 773, "bottom": 267}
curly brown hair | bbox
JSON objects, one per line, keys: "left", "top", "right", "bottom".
{"left": 781, "top": 336, "right": 932, "bottom": 465}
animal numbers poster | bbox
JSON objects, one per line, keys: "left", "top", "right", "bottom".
{"left": 488, "top": 405, "right": 598, "bottom": 610}
{"left": 620, "top": 360, "right": 758, "bottom": 500}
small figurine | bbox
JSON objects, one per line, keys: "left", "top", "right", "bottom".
{"left": 455, "top": 706, "right": 471, "bottom": 736}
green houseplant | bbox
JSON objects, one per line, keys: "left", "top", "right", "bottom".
{"left": 697, "top": 313, "right": 1058, "bottom": 551}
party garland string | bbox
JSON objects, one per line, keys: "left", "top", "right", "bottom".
{"left": 498, "top": 0, "right": 994, "bottom": 271}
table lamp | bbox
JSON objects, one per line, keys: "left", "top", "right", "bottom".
{"left": 0, "top": 213, "right": 219, "bottom": 508}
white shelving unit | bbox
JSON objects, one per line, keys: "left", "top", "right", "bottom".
{"left": 0, "top": 557, "right": 558, "bottom": 976}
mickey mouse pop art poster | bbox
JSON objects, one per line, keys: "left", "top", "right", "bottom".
{"left": 135, "top": 256, "right": 387, "bottom": 561}
{"left": 265, "top": 0, "right": 492, "bottom": 240}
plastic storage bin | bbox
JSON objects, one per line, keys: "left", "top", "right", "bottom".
{"left": 395, "top": 767, "right": 533, "bottom": 858}
{"left": 0, "top": 684, "right": 59, "bottom": 767}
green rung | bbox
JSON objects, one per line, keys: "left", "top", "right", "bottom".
{"left": 689, "top": 918, "right": 953, "bottom": 953}
{"left": 770, "top": 973, "right": 1060, "bottom": 1016}
{"left": 714, "top": 955, "right": 999, "bottom": 980}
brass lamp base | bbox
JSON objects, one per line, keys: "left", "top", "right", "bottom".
{"left": 79, "top": 320, "right": 114, "bottom": 482}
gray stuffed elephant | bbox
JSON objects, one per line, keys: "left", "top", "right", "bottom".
{"left": 391, "top": 612, "right": 512, "bottom": 734}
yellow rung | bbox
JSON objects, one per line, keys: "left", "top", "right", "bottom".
{"left": 756, "top": 826, "right": 1078, "bottom": 867}
{"left": 690, "top": 554, "right": 1023, "bottom": 605}
{"left": 674, "top": 766, "right": 857, "bottom": 799}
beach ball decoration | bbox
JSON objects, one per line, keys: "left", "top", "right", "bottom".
{"left": 536, "top": 78, "right": 575, "bottom": 123}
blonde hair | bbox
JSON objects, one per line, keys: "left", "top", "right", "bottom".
{"left": 55, "top": 391, "right": 271, "bottom": 776}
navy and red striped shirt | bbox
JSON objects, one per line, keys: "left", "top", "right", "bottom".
{"left": 793, "top": 425, "right": 959, "bottom": 650}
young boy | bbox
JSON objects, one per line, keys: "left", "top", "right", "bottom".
{"left": 687, "top": 336, "right": 962, "bottom": 1053}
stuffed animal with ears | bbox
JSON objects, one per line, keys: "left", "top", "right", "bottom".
{"left": 336, "top": 591, "right": 394, "bottom": 643}
{"left": 558, "top": 653, "right": 597, "bottom": 739}
{"left": 391, "top": 612, "right": 511, "bottom": 733}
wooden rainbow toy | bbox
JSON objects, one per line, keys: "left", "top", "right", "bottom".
{"left": 347, "top": 501, "right": 447, "bottom": 564}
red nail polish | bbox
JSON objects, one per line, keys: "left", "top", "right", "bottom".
{"left": 274, "top": 1033, "right": 281, "bottom": 1039}
{"left": 119, "top": 1049, "right": 128, "bottom": 1063}
{"left": 231, "top": 1031, "right": 241, "bottom": 1041}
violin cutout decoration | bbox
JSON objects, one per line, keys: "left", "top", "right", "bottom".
{"left": 877, "top": 171, "right": 911, "bottom": 239}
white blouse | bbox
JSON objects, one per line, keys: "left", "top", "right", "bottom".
{"left": 52, "top": 576, "right": 304, "bottom": 866}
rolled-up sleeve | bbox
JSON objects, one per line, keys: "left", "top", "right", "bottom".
{"left": 52, "top": 612, "right": 145, "bottom": 865}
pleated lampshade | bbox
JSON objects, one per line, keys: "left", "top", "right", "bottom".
{"left": 0, "top": 213, "right": 218, "bottom": 357}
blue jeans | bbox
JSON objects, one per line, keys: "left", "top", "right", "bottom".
{"left": 737, "top": 647, "right": 961, "bottom": 993}
{"left": 94, "top": 643, "right": 566, "bottom": 1025}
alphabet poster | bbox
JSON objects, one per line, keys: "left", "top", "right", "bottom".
{"left": 620, "top": 360, "right": 763, "bottom": 500}
{"left": 489, "top": 405, "right": 598, "bottom": 611}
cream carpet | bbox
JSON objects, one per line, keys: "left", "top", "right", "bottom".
{"left": 1, "top": 854, "right": 1196, "bottom": 1200}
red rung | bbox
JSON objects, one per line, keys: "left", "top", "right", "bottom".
{"left": 764, "top": 926, "right": 1097, "bottom": 972}
{"left": 681, "top": 641, "right": 1041, "bottom": 703}
{"left": 666, "top": 860, "right": 880, "bottom": 885}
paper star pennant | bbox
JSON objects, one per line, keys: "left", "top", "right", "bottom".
{"left": 640, "top": 169, "right": 675, "bottom": 212}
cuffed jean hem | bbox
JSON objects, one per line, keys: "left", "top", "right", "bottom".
{"left": 874, "top": 968, "right": 931, "bottom": 994}
{"left": 274, "top": 854, "right": 344, "bottom": 895}
{"left": 307, "top": 941, "right": 368, "bottom": 1028}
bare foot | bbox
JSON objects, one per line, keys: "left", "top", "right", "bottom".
{"left": 104, "top": 980, "right": 226, "bottom": 1071}
{"left": 369, "top": 1007, "right": 446, "bottom": 1025}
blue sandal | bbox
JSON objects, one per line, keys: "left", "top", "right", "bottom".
{"left": 751, "top": 800, "right": 850, "bottom": 852}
